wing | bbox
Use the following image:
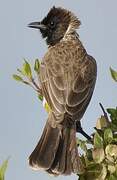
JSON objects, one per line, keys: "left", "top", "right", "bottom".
{"left": 39, "top": 46, "right": 97, "bottom": 122}
{"left": 66, "top": 54, "right": 97, "bottom": 120}
{"left": 39, "top": 50, "right": 66, "bottom": 117}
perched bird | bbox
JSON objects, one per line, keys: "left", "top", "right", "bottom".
{"left": 28, "top": 6, "right": 97, "bottom": 176}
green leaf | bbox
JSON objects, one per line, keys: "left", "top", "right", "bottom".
{"left": 43, "top": 98, "right": 51, "bottom": 113}
{"left": 12, "top": 74, "right": 23, "bottom": 82}
{"left": 0, "top": 159, "right": 9, "bottom": 180}
{"left": 38, "top": 95, "right": 43, "bottom": 101}
{"left": 105, "top": 144, "right": 117, "bottom": 162}
{"left": 112, "top": 137, "right": 117, "bottom": 144}
{"left": 108, "top": 165, "right": 116, "bottom": 174}
{"left": 111, "top": 123, "right": 117, "bottom": 132}
{"left": 96, "top": 115, "right": 108, "bottom": 129}
{"left": 22, "top": 60, "right": 32, "bottom": 79}
{"left": 44, "top": 102, "right": 51, "bottom": 113}
{"left": 85, "top": 163, "right": 102, "bottom": 179}
{"left": 109, "top": 174, "right": 117, "bottom": 180}
{"left": 94, "top": 132, "right": 103, "bottom": 148}
{"left": 17, "top": 68, "right": 23, "bottom": 74}
{"left": 86, "top": 162, "right": 101, "bottom": 171}
{"left": 107, "top": 108, "right": 117, "bottom": 125}
{"left": 34, "top": 59, "right": 40, "bottom": 73}
{"left": 80, "top": 155, "right": 86, "bottom": 167}
{"left": 115, "top": 165, "right": 117, "bottom": 177}
{"left": 92, "top": 148, "right": 105, "bottom": 163}
{"left": 78, "top": 176, "right": 86, "bottom": 180}
{"left": 109, "top": 144, "right": 117, "bottom": 157}
{"left": 110, "top": 67, "right": 117, "bottom": 82}
{"left": 97, "top": 164, "right": 107, "bottom": 180}
{"left": 77, "top": 139, "right": 87, "bottom": 152}
{"left": 104, "top": 128, "right": 113, "bottom": 144}
{"left": 86, "top": 149, "right": 93, "bottom": 161}
{"left": 107, "top": 108, "right": 117, "bottom": 116}
{"left": 22, "top": 81, "right": 30, "bottom": 85}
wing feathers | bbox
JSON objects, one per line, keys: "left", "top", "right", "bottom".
{"left": 40, "top": 49, "right": 97, "bottom": 119}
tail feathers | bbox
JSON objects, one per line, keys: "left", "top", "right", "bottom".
{"left": 47, "top": 127, "right": 82, "bottom": 175}
{"left": 29, "top": 121, "right": 61, "bottom": 170}
{"left": 48, "top": 127, "right": 72, "bottom": 175}
{"left": 29, "top": 119, "right": 83, "bottom": 175}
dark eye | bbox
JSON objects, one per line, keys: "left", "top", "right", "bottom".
{"left": 49, "top": 21, "right": 55, "bottom": 28}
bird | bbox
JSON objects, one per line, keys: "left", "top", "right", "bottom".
{"left": 28, "top": 6, "right": 97, "bottom": 176}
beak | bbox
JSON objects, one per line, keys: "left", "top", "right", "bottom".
{"left": 28, "top": 22, "right": 47, "bottom": 30}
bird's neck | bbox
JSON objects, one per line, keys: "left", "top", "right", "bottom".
{"left": 62, "top": 30, "right": 87, "bottom": 58}
{"left": 62, "top": 30, "right": 79, "bottom": 42}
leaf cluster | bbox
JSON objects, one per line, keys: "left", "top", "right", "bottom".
{"left": 78, "top": 112, "right": 117, "bottom": 180}
{"left": 13, "top": 59, "right": 43, "bottom": 100}
{"left": 13, "top": 59, "right": 50, "bottom": 112}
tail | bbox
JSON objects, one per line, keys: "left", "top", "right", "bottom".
{"left": 29, "top": 116, "right": 83, "bottom": 175}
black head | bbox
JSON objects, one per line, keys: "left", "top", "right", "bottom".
{"left": 28, "top": 7, "right": 81, "bottom": 46}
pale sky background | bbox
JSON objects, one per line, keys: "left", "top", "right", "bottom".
{"left": 0, "top": 0, "right": 117, "bottom": 180}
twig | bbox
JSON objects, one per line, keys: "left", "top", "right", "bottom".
{"left": 23, "top": 81, "right": 39, "bottom": 92}
{"left": 99, "top": 103, "right": 110, "bottom": 123}
{"left": 76, "top": 121, "right": 93, "bottom": 143}
{"left": 31, "top": 78, "right": 42, "bottom": 95}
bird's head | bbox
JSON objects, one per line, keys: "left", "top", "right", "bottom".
{"left": 28, "top": 6, "right": 81, "bottom": 46}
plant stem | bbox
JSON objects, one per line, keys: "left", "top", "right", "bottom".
{"left": 99, "top": 103, "right": 110, "bottom": 123}
{"left": 31, "top": 78, "right": 42, "bottom": 95}
{"left": 76, "top": 121, "right": 93, "bottom": 143}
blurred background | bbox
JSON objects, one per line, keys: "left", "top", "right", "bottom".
{"left": 0, "top": 0, "right": 117, "bottom": 179}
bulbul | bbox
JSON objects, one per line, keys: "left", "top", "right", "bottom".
{"left": 28, "top": 6, "right": 97, "bottom": 175}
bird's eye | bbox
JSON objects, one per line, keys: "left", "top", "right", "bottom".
{"left": 49, "top": 21, "right": 55, "bottom": 28}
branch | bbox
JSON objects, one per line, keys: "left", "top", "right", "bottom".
{"left": 99, "top": 103, "right": 110, "bottom": 123}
